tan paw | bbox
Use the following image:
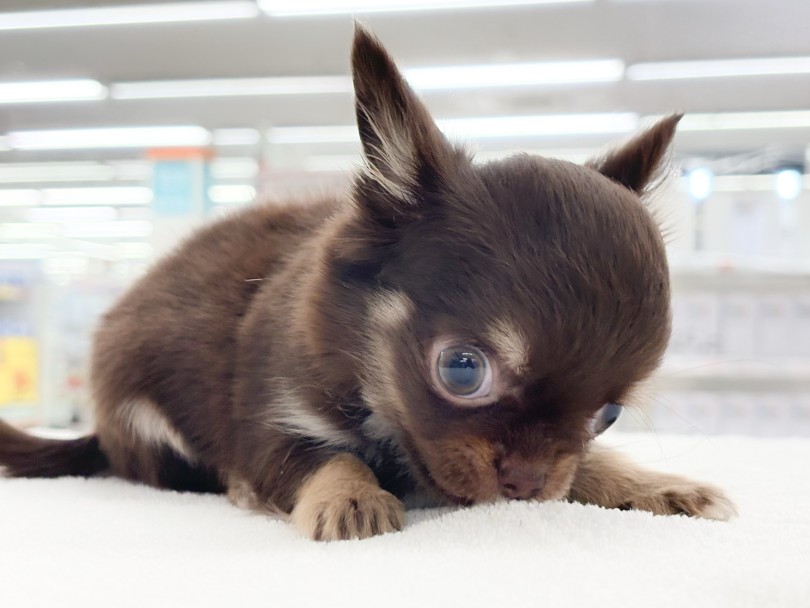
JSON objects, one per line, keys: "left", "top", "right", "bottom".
{"left": 623, "top": 481, "right": 737, "bottom": 521}
{"left": 290, "top": 454, "right": 405, "bottom": 541}
{"left": 291, "top": 485, "right": 405, "bottom": 541}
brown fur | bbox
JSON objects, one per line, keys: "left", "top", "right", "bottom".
{"left": 0, "top": 25, "right": 735, "bottom": 540}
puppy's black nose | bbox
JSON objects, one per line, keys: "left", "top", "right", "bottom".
{"left": 497, "top": 461, "right": 546, "bottom": 500}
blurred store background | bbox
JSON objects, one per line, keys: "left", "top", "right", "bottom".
{"left": 0, "top": 0, "right": 809, "bottom": 436}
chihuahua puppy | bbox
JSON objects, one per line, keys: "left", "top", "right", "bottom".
{"left": 0, "top": 26, "right": 735, "bottom": 540}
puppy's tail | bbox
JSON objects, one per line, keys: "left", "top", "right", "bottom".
{"left": 0, "top": 419, "right": 108, "bottom": 478}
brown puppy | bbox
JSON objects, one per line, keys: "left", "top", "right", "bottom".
{"left": 0, "top": 26, "right": 736, "bottom": 540}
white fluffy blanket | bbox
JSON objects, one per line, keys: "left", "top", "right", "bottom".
{"left": 1, "top": 433, "right": 808, "bottom": 608}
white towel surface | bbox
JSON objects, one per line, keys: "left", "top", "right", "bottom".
{"left": 1, "top": 432, "right": 808, "bottom": 608}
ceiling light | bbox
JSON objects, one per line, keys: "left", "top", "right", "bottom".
{"left": 116, "top": 242, "right": 154, "bottom": 259}
{"left": 0, "top": 2, "right": 259, "bottom": 31}
{"left": 627, "top": 57, "right": 810, "bottom": 80}
{"left": 0, "top": 162, "right": 117, "bottom": 184}
{"left": 269, "top": 113, "right": 638, "bottom": 144}
{"left": 0, "top": 222, "right": 61, "bottom": 240}
{"left": 407, "top": 59, "right": 624, "bottom": 89}
{"left": 209, "top": 158, "right": 259, "bottom": 180}
{"left": 112, "top": 76, "right": 351, "bottom": 100}
{"left": 688, "top": 168, "right": 713, "bottom": 200}
{"left": 63, "top": 221, "right": 153, "bottom": 239}
{"left": 268, "top": 125, "right": 357, "bottom": 144}
{"left": 208, "top": 185, "right": 257, "bottom": 204}
{"left": 776, "top": 169, "right": 803, "bottom": 200}
{"left": 0, "top": 189, "right": 42, "bottom": 207}
{"left": 678, "top": 111, "right": 810, "bottom": 131}
{"left": 440, "top": 113, "right": 638, "bottom": 138}
{"left": 26, "top": 206, "right": 119, "bottom": 222}
{"left": 0, "top": 244, "right": 50, "bottom": 260}
{"left": 107, "top": 161, "right": 153, "bottom": 181}
{"left": 42, "top": 187, "right": 153, "bottom": 206}
{"left": 112, "top": 60, "right": 621, "bottom": 100}
{"left": 260, "top": 0, "right": 592, "bottom": 17}
{"left": 7, "top": 126, "right": 211, "bottom": 150}
{"left": 212, "top": 129, "right": 262, "bottom": 147}
{"left": 0, "top": 80, "right": 107, "bottom": 104}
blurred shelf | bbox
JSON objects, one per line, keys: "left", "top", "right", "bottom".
{"left": 654, "top": 356, "right": 810, "bottom": 390}
{"left": 669, "top": 253, "right": 810, "bottom": 284}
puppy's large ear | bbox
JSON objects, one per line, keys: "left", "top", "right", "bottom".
{"left": 351, "top": 24, "right": 459, "bottom": 206}
{"left": 587, "top": 114, "right": 682, "bottom": 195}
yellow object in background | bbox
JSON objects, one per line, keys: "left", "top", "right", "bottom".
{"left": 0, "top": 336, "right": 39, "bottom": 406}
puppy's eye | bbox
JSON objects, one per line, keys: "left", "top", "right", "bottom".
{"left": 436, "top": 345, "right": 492, "bottom": 400}
{"left": 590, "top": 402, "right": 623, "bottom": 436}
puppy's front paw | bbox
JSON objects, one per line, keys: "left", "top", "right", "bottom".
{"left": 292, "top": 485, "right": 404, "bottom": 541}
{"left": 569, "top": 446, "right": 737, "bottom": 521}
{"left": 624, "top": 480, "right": 737, "bottom": 521}
{"left": 290, "top": 454, "right": 405, "bottom": 541}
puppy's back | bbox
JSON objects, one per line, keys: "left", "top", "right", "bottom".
{"left": 91, "top": 199, "right": 333, "bottom": 471}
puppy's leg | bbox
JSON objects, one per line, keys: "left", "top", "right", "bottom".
{"left": 229, "top": 445, "right": 404, "bottom": 541}
{"left": 289, "top": 453, "right": 405, "bottom": 541}
{"left": 567, "top": 444, "right": 737, "bottom": 521}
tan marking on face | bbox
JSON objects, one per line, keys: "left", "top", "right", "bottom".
{"left": 486, "top": 318, "right": 530, "bottom": 376}
{"left": 290, "top": 453, "right": 404, "bottom": 541}
{"left": 367, "top": 289, "right": 414, "bottom": 330}
{"left": 360, "top": 289, "right": 415, "bottom": 425}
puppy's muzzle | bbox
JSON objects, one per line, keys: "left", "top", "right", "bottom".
{"left": 497, "top": 458, "right": 546, "bottom": 500}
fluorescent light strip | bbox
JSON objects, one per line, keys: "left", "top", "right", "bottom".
{"left": 0, "top": 222, "right": 61, "bottom": 240}
{"left": 0, "top": 162, "right": 117, "bottom": 184}
{"left": 678, "top": 111, "right": 810, "bottom": 131}
{"left": 440, "top": 113, "right": 638, "bottom": 138}
{"left": 113, "top": 60, "right": 622, "bottom": 100}
{"left": 269, "top": 125, "right": 357, "bottom": 144}
{"left": 7, "top": 126, "right": 211, "bottom": 150}
{"left": 208, "top": 185, "right": 256, "bottom": 204}
{"left": 64, "top": 221, "right": 153, "bottom": 239}
{"left": 628, "top": 56, "right": 810, "bottom": 80}
{"left": 0, "top": 189, "right": 42, "bottom": 207}
{"left": 42, "top": 187, "right": 154, "bottom": 206}
{"left": 212, "top": 129, "right": 262, "bottom": 146}
{"left": 0, "top": 244, "right": 50, "bottom": 260}
{"left": 0, "top": 80, "right": 106, "bottom": 104}
{"left": 407, "top": 60, "right": 624, "bottom": 89}
{"left": 112, "top": 76, "right": 351, "bottom": 100}
{"left": 26, "top": 206, "right": 119, "bottom": 222}
{"left": 260, "top": 0, "right": 591, "bottom": 17}
{"left": 117, "top": 242, "right": 154, "bottom": 259}
{"left": 210, "top": 158, "right": 259, "bottom": 180}
{"left": 0, "top": 2, "right": 259, "bottom": 31}
{"left": 679, "top": 174, "right": 809, "bottom": 193}
{"left": 269, "top": 113, "right": 639, "bottom": 144}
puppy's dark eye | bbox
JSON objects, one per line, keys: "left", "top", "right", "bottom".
{"left": 436, "top": 345, "right": 491, "bottom": 399}
{"left": 590, "top": 402, "right": 623, "bottom": 436}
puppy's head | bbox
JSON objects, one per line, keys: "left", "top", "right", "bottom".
{"left": 325, "top": 26, "right": 676, "bottom": 504}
